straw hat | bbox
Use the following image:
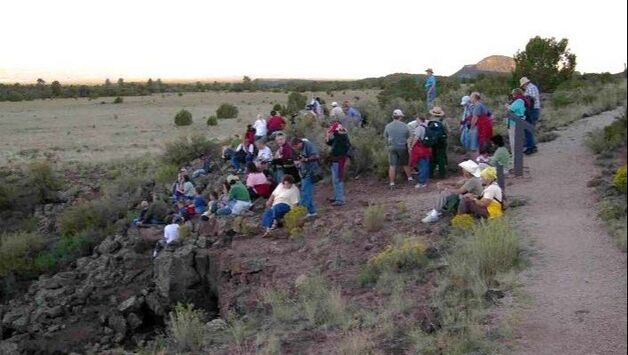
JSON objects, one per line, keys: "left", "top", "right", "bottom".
{"left": 519, "top": 77, "right": 531, "bottom": 87}
{"left": 425, "top": 68, "right": 434, "bottom": 73}
{"left": 458, "top": 160, "right": 481, "bottom": 177}
{"left": 226, "top": 175, "right": 240, "bottom": 184}
{"left": 429, "top": 106, "right": 445, "bottom": 117}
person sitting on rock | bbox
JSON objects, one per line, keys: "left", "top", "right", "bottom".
{"left": 489, "top": 135, "right": 511, "bottom": 172}
{"left": 153, "top": 216, "right": 184, "bottom": 257}
{"left": 458, "top": 166, "right": 504, "bottom": 219}
{"left": 261, "top": 175, "right": 300, "bottom": 238}
{"left": 216, "top": 175, "right": 252, "bottom": 216}
{"left": 133, "top": 200, "right": 150, "bottom": 226}
{"left": 422, "top": 160, "right": 484, "bottom": 223}
{"left": 246, "top": 162, "right": 272, "bottom": 199}
{"left": 193, "top": 188, "right": 208, "bottom": 214}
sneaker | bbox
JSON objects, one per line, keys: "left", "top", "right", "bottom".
{"left": 421, "top": 209, "right": 441, "bottom": 224}
{"left": 407, "top": 177, "right": 414, "bottom": 182}
{"left": 331, "top": 201, "right": 345, "bottom": 207}
{"left": 152, "top": 250, "right": 158, "bottom": 258}
{"left": 389, "top": 183, "right": 395, "bottom": 190}
{"left": 414, "top": 183, "right": 428, "bottom": 189}
{"left": 306, "top": 213, "right": 318, "bottom": 218}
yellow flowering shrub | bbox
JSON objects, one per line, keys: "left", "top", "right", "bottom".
{"left": 284, "top": 206, "right": 307, "bottom": 238}
{"left": 451, "top": 214, "right": 475, "bottom": 232}
{"left": 613, "top": 165, "right": 627, "bottom": 194}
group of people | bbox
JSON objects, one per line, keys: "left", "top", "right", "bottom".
{"left": 149, "top": 75, "right": 542, "bottom": 254}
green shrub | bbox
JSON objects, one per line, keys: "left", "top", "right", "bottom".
{"left": 0, "top": 183, "right": 13, "bottom": 210}
{"left": 297, "top": 274, "right": 351, "bottom": 330}
{"left": 598, "top": 200, "right": 625, "bottom": 222}
{"left": 113, "top": 96, "right": 123, "bottom": 104}
{"left": 174, "top": 109, "right": 193, "bottom": 126}
{"left": 551, "top": 92, "right": 573, "bottom": 108}
{"left": 29, "top": 160, "right": 63, "bottom": 203}
{"left": 206, "top": 115, "right": 218, "bottom": 126}
{"left": 156, "top": 164, "right": 179, "bottom": 184}
{"left": 59, "top": 199, "right": 126, "bottom": 236}
{"left": 169, "top": 303, "right": 206, "bottom": 352}
{"left": 284, "top": 206, "right": 307, "bottom": 237}
{"left": 360, "top": 236, "right": 428, "bottom": 285}
{"left": 613, "top": 165, "right": 627, "bottom": 194}
{"left": 216, "top": 103, "right": 239, "bottom": 119}
{"left": 0, "top": 232, "right": 46, "bottom": 276}
{"left": 162, "top": 133, "right": 219, "bottom": 166}
{"left": 363, "top": 203, "right": 385, "bottom": 232}
{"left": 467, "top": 218, "right": 521, "bottom": 283}
{"left": 34, "top": 233, "right": 100, "bottom": 272}
{"left": 286, "top": 92, "right": 307, "bottom": 114}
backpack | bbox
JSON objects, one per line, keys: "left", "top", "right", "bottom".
{"left": 524, "top": 95, "right": 535, "bottom": 118}
{"left": 422, "top": 120, "right": 447, "bottom": 147}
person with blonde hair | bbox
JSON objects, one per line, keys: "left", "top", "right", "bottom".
{"left": 458, "top": 166, "right": 504, "bottom": 219}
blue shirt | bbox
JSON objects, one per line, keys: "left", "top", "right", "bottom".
{"left": 299, "top": 140, "right": 320, "bottom": 177}
{"left": 425, "top": 75, "right": 436, "bottom": 92}
{"left": 472, "top": 102, "right": 491, "bottom": 117}
{"left": 509, "top": 99, "right": 526, "bottom": 118}
{"left": 194, "top": 195, "right": 207, "bottom": 211}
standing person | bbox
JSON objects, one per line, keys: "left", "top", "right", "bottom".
{"left": 506, "top": 88, "right": 527, "bottom": 154}
{"left": 267, "top": 110, "right": 286, "bottom": 136}
{"left": 427, "top": 107, "right": 449, "bottom": 179}
{"left": 409, "top": 116, "right": 432, "bottom": 188}
{"left": 326, "top": 123, "right": 351, "bottom": 206}
{"left": 329, "top": 102, "right": 345, "bottom": 122}
{"left": 310, "top": 97, "right": 324, "bottom": 120}
{"left": 153, "top": 216, "right": 184, "bottom": 258}
{"left": 261, "top": 175, "right": 301, "bottom": 238}
{"left": 520, "top": 77, "right": 541, "bottom": 155}
{"left": 272, "top": 132, "right": 297, "bottom": 183}
{"left": 421, "top": 160, "right": 483, "bottom": 223}
{"left": 469, "top": 92, "right": 493, "bottom": 155}
{"left": 384, "top": 109, "right": 414, "bottom": 189}
{"left": 216, "top": 175, "right": 252, "bottom": 216}
{"left": 253, "top": 114, "right": 268, "bottom": 141}
{"left": 291, "top": 138, "right": 320, "bottom": 218}
{"left": 460, "top": 95, "right": 479, "bottom": 152}
{"left": 425, "top": 68, "right": 437, "bottom": 109}
{"left": 342, "top": 101, "right": 362, "bottom": 128}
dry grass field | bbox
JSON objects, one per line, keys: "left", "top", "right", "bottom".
{"left": 0, "top": 90, "right": 378, "bottom": 165}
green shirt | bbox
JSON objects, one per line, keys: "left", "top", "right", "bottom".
{"left": 490, "top": 147, "right": 511, "bottom": 170}
{"left": 229, "top": 182, "right": 251, "bottom": 202}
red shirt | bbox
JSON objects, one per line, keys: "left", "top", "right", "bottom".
{"left": 245, "top": 130, "right": 255, "bottom": 145}
{"left": 267, "top": 115, "right": 286, "bottom": 132}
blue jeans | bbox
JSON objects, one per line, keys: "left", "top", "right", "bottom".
{"left": 525, "top": 108, "right": 540, "bottom": 149}
{"left": 331, "top": 162, "right": 345, "bottom": 203}
{"left": 261, "top": 203, "right": 291, "bottom": 228}
{"left": 231, "top": 153, "right": 254, "bottom": 171}
{"left": 300, "top": 176, "right": 316, "bottom": 214}
{"left": 416, "top": 158, "right": 430, "bottom": 184}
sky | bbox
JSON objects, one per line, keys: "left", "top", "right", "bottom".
{"left": 1, "top": 0, "right": 626, "bottom": 83}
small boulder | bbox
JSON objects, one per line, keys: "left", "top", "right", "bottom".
{"left": 108, "top": 315, "right": 127, "bottom": 335}
{"left": 205, "top": 318, "right": 227, "bottom": 333}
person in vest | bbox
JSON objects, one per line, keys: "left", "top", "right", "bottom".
{"left": 458, "top": 166, "right": 504, "bottom": 219}
{"left": 428, "top": 107, "right": 449, "bottom": 179}
{"left": 326, "top": 123, "right": 351, "bottom": 206}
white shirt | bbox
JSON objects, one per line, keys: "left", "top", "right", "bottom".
{"left": 482, "top": 182, "right": 503, "bottom": 202}
{"left": 257, "top": 146, "right": 272, "bottom": 162}
{"left": 164, "top": 224, "right": 180, "bottom": 244}
{"left": 330, "top": 107, "right": 345, "bottom": 120}
{"left": 253, "top": 119, "right": 268, "bottom": 137}
{"left": 271, "top": 184, "right": 300, "bottom": 207}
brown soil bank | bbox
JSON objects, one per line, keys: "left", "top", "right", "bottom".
{"left": 510, "top": 108, "right": 627, "bottom": 355}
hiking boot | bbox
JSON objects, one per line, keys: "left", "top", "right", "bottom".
{"left": 389, "top": 183, "right": 396, "bottom": 190}
{"left": 421, "top": 209, "right": 441, "bottom": 224}
{"left": 331, "top": 201, "right": 345, "bottom": 207}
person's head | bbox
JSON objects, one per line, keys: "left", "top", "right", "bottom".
{"left": 491, "top": 135, "right": 505, "bottom": 147}
{"left": 210, "top": 190, "right": 219, "bottom": 200}
{"left": 291, "top": 138, "right": 304, "bottom": 151}
{"left": 183, "top": 175, "right": 190, "bottom": 183}
{"left": 246, "top": 161, "right": 259, "bottom": 173}
{"left": 519, "top": 77, "right": 531, "bottom": 89}
{"left": 256, "top": 113, "right": 263, "bottom": 120}
{"left": 227, "top": 175, "right": 240, "bottom": 186}
{"left": 140, "top": 200, "right": 149, "bottom": 209}
{"left": 255, "top": 139, "right": 267, "bottom": 149}
{"left": 480, "top": 167, "right": 498, "bottom": 184}
{"left": 315, "top": 97, "right": 321, "bottom": 103}
{"left": 511, "top": 88, "right": 524, "bottom": 98}
{"left": 195, "top": 187, "right": 203, "bottom": 195}
{"left": 458, "top": 160, "right": 481, "bottom": 179}
{"left": 282, "top": 174, "right": 295, "bottom": 188}
{"left": 270, "top": 110, "right": 277, "bottom": 116}
{"left": 331, "top": 102, "right": 339, "bottom": 109}
{"left": 479, "top": 143, "right": 491, "bottom": 156}
{"left": 172, "top": 215, "right": 184, "bottom": 225}
{"left": 342, "top": 101, "right": 350, "bottom": 111}
{"left": 246, "top": 124, "right": 253, "bottom": 131}
{"left": 392, "top": 109, "right": 404, "bottom": 120}
{"left": 426, "top": 68, "right": 434, "bottom": 76}
{"left": 460, "top": 95, "right": 471, "bottom": 107}
{"left": 470, "top": 92, "right": 481, "bottom": 103}
{"left": 275, "top": 132, "right": 287, "bottom": 146}
{"left": 416, "top": 115, "right": 427, "bottom": 123}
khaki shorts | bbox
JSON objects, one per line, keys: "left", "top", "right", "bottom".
{"left": 388, "top": 148, "right": 409, "bottom": 167}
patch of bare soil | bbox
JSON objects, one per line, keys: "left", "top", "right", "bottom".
{"left": 508, "top": 109, "right": 627, "bottom": 355}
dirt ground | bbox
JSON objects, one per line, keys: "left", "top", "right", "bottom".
{"left": 0, "top": 90, "right": 377, "bottom": 165}
{"left": 509, "top": 108, "right": 627, "bottom": 355}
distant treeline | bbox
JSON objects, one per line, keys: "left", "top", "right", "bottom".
{"left": 0, "top": 72, "right": 622, "bottom": 103}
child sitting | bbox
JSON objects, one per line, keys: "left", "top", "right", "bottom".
{"left": 489, "top": 135, "right": 512, "bottom": 172}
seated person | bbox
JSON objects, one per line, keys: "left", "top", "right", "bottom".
{"left": 489, "top": 135, "right": 512, "bottom": 172}
{"left": 153, "top": 216, "right": 184, "bottom": 257}
{"left": 133, "top": 201, "right": 150, "bottom": 226}
{"left": 175, "top": 175, "right": 195, "bottom": 201}
{"left": 261, "top": 175, "right": 300, "bottom": 238}
{"left": 422, "top": 160, "right": 483, "bottom": 223}
{"left": 255, "top": 139, "right": 273, "bottom": 166}
{"left": 230, "top": 140, "right": 255, "bottom": 173}
{"left": 191, "top": 156, "right": 212, "bottom": 179}
{"left": 216, "top": 175, "right": 252, "bottom": 216}
{"left": 476, "top": 144, "right": 492, "bottom": 166}
{"left": 267, "top": 110, "right": 286, "bottom": 136}
{"left": 193, "top": 188, "right": 208, "bottom": 214}
{"left": 245, "top": 162, "right": 271, "bottom": 199}
{"left": 177, "top": 201, "right": 192, "bottom": 220}
{"left": 208, "top": 189, "right": 225, "bottom": 214}
{"left": 458, "top": 167, "right": 504, "bottom": 219}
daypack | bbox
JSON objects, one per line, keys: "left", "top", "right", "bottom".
{"left": 422, "top": 120, "right": 447, "bottom": 147}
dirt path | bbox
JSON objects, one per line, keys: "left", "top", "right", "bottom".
{"left": 510, "top": 108, "right": 627, "bottom": 355}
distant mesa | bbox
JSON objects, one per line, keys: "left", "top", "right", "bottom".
{"left": 452, "top": 55, "right": 515, "bottom": 79}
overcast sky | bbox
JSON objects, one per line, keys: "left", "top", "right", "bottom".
{"left": 1, "top": 0, "right": 626, "bottom": 82}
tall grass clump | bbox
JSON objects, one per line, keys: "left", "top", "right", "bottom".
{"left": 0, "top": 232, "right": 46, "bottom": 276}
{"left": 169, "top": 303, "right": 206, "bottom": 352}
{"left": 359, "top": 236, "right": 428, "bottom": 285}
{"left": 58, "top": 199, "right": 126, "bottom": 237}
{"left": 297, "top": 274, "right": 351, "bottom": 330}
{"left": 216, "top": 103, "right": 239, "bottom": 119}
{"left": 337, "top": 331, "right": 376, "bottom": 355}
{"left": 363, "top": 203, "right": 385, "bottom": 232}
{"left": 585, "top": 111, "right": 627, "bottom": 154}
{"left": 467, "top": 219, "right": 521, "bottom": 282}
{"left": 162, "top": 133, "right": 219, "bottom": 166}
{"left": 29, "top": 160, "right": 63, "bottom": 203}
{"left": 174, "top": 109, "right": 193, "bottom": 126}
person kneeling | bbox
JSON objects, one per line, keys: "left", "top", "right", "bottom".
{"left": 261, "top": 175, "right": 300, "bottom": 238}
{"left": 457, "top": 167, "right": 504, "bottom": 219}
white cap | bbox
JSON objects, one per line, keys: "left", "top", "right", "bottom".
{"left": 392, "top": 109, "right": 404, "bottom": 118}
{"left": 331, "top": 102, "right": 338, "bottom": 107}
{"left": 458, "top": 160, "right": 481, "bottom": 177}
{"left": 460, "top": 95, "right": 471, "bottom": 106}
